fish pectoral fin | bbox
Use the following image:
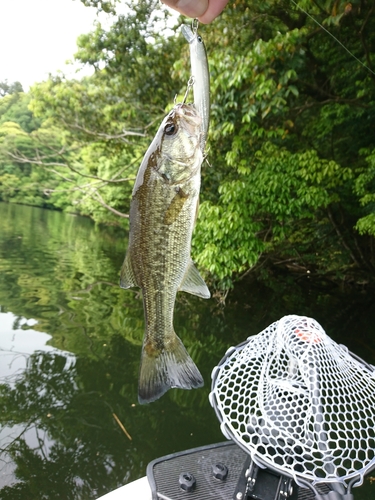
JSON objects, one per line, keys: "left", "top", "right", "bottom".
{"left": 120, "top": 253, "right": 138, "bottom": 289}
{"left": 163, "top": 188, "right": 189, "bottom": 225}
{"left": 179, "top": 259, "right": 210, "bottom": 299}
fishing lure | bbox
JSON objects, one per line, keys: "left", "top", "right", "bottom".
{"left": 181, "top": 20, "right": 210, "bottom": 152}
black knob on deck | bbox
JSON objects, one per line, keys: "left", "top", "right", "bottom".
{"left": 179, "top": 472, "right": 196, "bottom": 492}
{"left": 212, "top": 462, "right": 228, "bottom": 480}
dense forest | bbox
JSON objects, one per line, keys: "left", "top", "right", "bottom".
{"left": 1, "top": 0, "right": 375, "bottom": 289}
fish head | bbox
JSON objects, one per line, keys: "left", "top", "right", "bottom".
{"left": 156, "top": 103, "right": 203, "bottom": 184}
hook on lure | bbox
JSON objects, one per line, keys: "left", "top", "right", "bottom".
{"left": 191, "top": 18, "right": 199, "bottom": 35}
{"left": 182, "top": 75, "right": 195, "bottom": 104}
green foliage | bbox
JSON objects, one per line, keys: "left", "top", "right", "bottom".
{"left": 1, "top": 0, "right": 375, "bottom": 286}
{"left": 73, "top": 1, "right": 183, "bottom": 122}
{"left": 16, "top": 0, "right": 184, "bottom": 224}
{"left": 190, "top": 0, "right": 375, "bottom": 285}
{"left": 355, "top": 149, "right": 375, "bottom": 236}
{"left": 0, "top": 117, "right": 68, "bottom": 207}
{"left": 79, "top": 0, "right": 118, "bottom": 14}
{"left": 194, "top": 143, "right": 352, "bottom": 282}
{"left": 0, "top": 80, "right": 23, "bottom": 97}
{"left": 0, "top": 92, "right": 40, "bottom": 132}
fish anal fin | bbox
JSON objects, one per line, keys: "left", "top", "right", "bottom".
{"left": 120, "top": 253, "right": 138, "bottom": 289}
{"left": 179, "top": 260, "right": 210, "bottom": 299}
{"left": 138, "top": 334, "right": 204, "bottom": 404}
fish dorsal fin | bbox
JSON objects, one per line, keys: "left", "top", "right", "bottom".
{"left": 120, "top": 253, "right": 138, "bottom": 289}
{"left": 179, "top": 260, "right": 210, "bottom": 299}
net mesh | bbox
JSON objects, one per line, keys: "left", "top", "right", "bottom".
{"left": 210, "top": 315, "right": 375, "bottom": 485}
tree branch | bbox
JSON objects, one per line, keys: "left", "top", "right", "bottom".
{"left": 6, "top": 148, "right": 138, "bottom": 184}
{"left": 90, "top": 191, "right": 129, "bottom": 218}
{"left": 41, "top": 167, "right": 130, "bottom": 218}
{"left": 62, "top": 119, "right": 147, "bottom": 143}
{"left": 327, "top": 206, "right": 360, "bottom": 267}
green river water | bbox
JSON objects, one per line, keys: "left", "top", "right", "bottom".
{"left": 0, "top": 201, "right": 374, "bottom": 499}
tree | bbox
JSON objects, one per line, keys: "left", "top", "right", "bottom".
{"left": 3, "top": 0, "right": 184, "bottom": 223}
{"left": 0, "top": 92, "right": 40, "bottom": 133}
{"left": 0, "top": 80, "right": 23, "bottom": 97}
{"left": 2, "top": 0, "right": 375, "bottom": 287}
{"left": 188, "top": 0, "right": 375, "bottom": 286}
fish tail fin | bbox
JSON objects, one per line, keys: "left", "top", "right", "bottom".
{"left": 138, "top": 334, "right": 203, "bottom": 404}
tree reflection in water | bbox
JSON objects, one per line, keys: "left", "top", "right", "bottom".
{"left": 0, "top": 345, "right": 137, "bottom": 500}
{"left": 0, "top": 202, "right": 374, "bottom": 499}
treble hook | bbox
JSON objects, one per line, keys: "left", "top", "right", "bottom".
{"left": 192, "top": 18, "right": 199, "bottom": 35}
{"left": 182, "top": 75, "right": 195, "bottom": 104}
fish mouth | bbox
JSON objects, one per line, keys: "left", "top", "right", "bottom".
{"left": 170, "top": 104, "right": 201, "bottom": 128}
{"left": 171, "top": 104, "right": 201, "bottom": 140}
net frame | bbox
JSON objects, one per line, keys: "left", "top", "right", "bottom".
{"left": 209, "top": 315, "right": 375, "bottom": 488}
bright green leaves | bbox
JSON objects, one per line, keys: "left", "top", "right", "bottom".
{"left": 189, "top": 0, "right": 375, "bottom": 286}
{"left": 15, "top": 1, "right": 184, "bottom": 225}
{"left": 0, "top": 116, "right": 70, "bottom": 207}
{"left": 209, "top": 29, "right": 303, "bottom": 142}
{"left": 1, "top": 0, "right": 375, "bottom": 286}
{"left": 0, "top": 92, "right": 40, "bottom": 134}
{"left": 355, "top": 149, "right": 375, "bottom": 237}
{"left": 194, "top": 198, "right": 264, "bottom": 284}
{"left": 194, "top": 142, "right": 349, "bottom": 284}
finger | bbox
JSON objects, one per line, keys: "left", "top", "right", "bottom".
{"left": 197, "top": 0, "right": 229, "bottom": 23}
{"left": 161, "top": 0, "right": 209, "bottom": 19}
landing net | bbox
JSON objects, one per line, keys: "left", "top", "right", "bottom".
{"left": 209, "top": 315, "right": 375, "bottom": 486}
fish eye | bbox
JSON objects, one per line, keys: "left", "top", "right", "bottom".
{"left": 164, "top": 122, "right": 177, "bottom": 136}
{"left": 197, "top": 36, "right": 202, "bottom": 43}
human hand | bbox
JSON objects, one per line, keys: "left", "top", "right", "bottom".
{"left": 161, "top": 0, "right": 229, "bottom": 24}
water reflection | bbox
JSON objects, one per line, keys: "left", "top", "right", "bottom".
{"left": 0, "top": 203, "right": 227, "bottom": 499}
{"left": 0, "top": 312, "right": 71, "bottom": 490}
{"left": 1, "top": 313, "right": 45, "bottom": 378}
{"left": 0, "top": 202, "right": 374, "bottom": 499}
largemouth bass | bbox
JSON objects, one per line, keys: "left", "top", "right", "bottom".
{"left": 181, "top": 24, "right": 210, "bottom": 151}
{"left": 120, "top": 103, "right": 210, "bottom": 404}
